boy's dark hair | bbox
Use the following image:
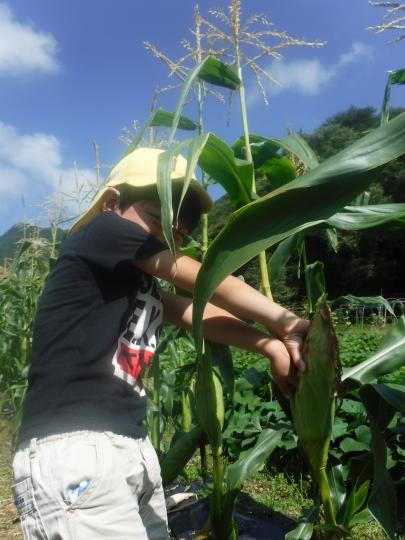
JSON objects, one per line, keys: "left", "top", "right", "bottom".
{"left": 115, "top": 183, "right": 202, "bottom": 233}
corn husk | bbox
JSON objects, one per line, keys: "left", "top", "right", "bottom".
{"left": 290, "top": 295, "right": 341, "bottom": 471}
{"left": 195, "top": 343, "right": 224, "bottom": 456}
{"left": 290, "top": 295, "right": 341, "bottom": 526}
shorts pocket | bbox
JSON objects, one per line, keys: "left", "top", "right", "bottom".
{"left": 48, "top": 436, "right": 102, "bottom": 510}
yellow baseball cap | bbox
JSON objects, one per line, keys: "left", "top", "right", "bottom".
{"left": 69, "top": 147, "right": 214, "bottom": 235}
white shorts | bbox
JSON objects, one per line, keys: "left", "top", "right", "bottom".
{"left": 12, "top": 431, "right": 169, "bottom": 539}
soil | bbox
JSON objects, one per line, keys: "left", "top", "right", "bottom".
{"left": 0, "top": 415, "right": 22, "bottom": 539}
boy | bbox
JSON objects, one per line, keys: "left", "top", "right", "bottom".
{"left": 12, "top": 148, "right": 308, "bottom": 540}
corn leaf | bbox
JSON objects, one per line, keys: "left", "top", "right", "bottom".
{"left": 192, "top": 113, "right": 405, "bottom": 353}
{"left": 198, "top": 133, "right": 253, "bottom": 208}
{"left": 197, "top": 56, "right": 240, "bottom": 89}
{"left": 331, "top": 294, "right": 395, "bottom": 316}
{"left": 226, "top": 427, "right": 285, "bottom": 490}
{"left": 232, "top": 134, "right": 280, "bottom": 167}
{"left": 381, "top": 68, "right": 405, "bottom": 125}
{"left": 168, "top": 56, "right": 240, "bottom": 144}
{"left": 156, "top": 135, "right": 208, "bottom": 257}
{"left": 160, "top": 425, "right": 204, "bottom": 486}
{"left": 256, "top": 156, "right": 296, "bottom": 190}
{"left": 305, "top": 261, "right": 326, "bottom": 313}
{"left": 327, "top": 464, "right": 347, "bottom": 519}
{"left": 150, "top": 109, "right": 197, "bottom": 130}
{"left": 360, "top": 384, "right": 405, "bottom": 539}
{"left": 326, "top": 203, "right": 405, "bottom": 234}
{"left": 342, "top": 316, "right": 405, "bottom": 386}
{"left": 342, "top": 479, "right": 370, "bottom": 528}
{"left": 268, "top": 232, "right": 304, "bottom": 282}
{"left": 285, "top": 506, "right": 319, "bottom": 540}
{"left": 389, "top": 68, "right": 405, "bottom": 85}
{"left": 268, "top": 133, "right": 319, "bottom": 170}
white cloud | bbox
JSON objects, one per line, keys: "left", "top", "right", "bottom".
{"left": 337, "top": 42, "right": 374, "bottom": 68}
{"left": 268, "top": 59, "right": 333, "bottom": 96}
{"left": 247, "top": 41, "right": 374, "bottom": 103}
{"left": 0, "top": 3, "right": 59, "bottom": 75}
{"left": 0, "top": 121, "right": 96, "bottom": 221}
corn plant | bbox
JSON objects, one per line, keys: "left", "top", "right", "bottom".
{"left": 184, "top": 112, "right": 405, "bottom": 536}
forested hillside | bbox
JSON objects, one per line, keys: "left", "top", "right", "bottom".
{"left": 204, "top": 106, "right": 405, "bottom": 305}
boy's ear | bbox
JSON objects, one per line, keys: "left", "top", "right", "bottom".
{"left": 101, "top": 187, "right": 120, "bottom": 212}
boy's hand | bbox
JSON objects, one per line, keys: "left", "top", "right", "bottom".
{"left": 266, "top": 318, "right": 309, "bottom": 398}
{"left": 280, "top": 318, "right": 310, "bottom": 377}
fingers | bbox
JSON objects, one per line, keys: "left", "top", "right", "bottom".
{"left": 284, "top": 335, "right": 306, "bottom": 374}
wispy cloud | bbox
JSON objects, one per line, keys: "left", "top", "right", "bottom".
{"left": 0, "top": 121, "right": 96, "bottom": 222}
{"left": 0, "top": 3, "right": 59, "bottom": 75}
{"left": 247, "top": 41, "right": 374, "bottom": 104}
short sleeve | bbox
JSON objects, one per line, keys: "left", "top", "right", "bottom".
{"left": 77, "top": 212, "right": 166, "bottom": 271}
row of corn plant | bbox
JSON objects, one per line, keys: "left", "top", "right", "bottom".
{"left": 0, "top": 230, "right": 58, "bottom": 430}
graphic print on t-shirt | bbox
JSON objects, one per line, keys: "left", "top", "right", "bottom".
{"left": 111, "top": 275, "right": 162, "bottom": 395}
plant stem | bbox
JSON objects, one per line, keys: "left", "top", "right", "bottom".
{"left": 315, "top": 468, "right": 336, "bottom": 526}
{"left": 195, "top": 6, "right": 209, "bottom": 261}
{"left": 211, "top": 448, "right": 225, "bottom": 538}
{"left": 235, "top": 49, "right": 273, "bottom": 300}
{"left": 302, "top": 240, "right": 313, "bottom": 314}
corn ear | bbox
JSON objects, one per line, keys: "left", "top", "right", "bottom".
{"left": 290, "top": 294, "right": 341, "bottom": 523}
{"left": 195, "top": 342, "right": 224, "bottom": 456}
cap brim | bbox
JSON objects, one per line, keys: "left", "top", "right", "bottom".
{"left": 68, "top": 179, "right": 213, "bottom": 236}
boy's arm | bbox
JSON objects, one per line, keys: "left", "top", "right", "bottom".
{"left": 161, "top": 291, "right": 297, "bottom": 398}
{"left": 135, "top": 250, "right": 309, "bottom": 370}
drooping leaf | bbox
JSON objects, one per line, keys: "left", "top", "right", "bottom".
{"left": 285, "top": 506, "right": 319, "bottom": 540}
{"left": 342, "top": 479, "right": 370, "bottom": 528}
{"left": 327, "top": 464, "right": 347, "bottom": 517}
{"left": 268, "top": 232, "right": 304, "bottom": 282}
{"left": 360, "top": 384, "right": 404, "bottom": 539}
{"left": 305, "top": 261, "right": 326, "bottom": 313}
{"left": 348, "top": 508, "right": 373, "bottom": 527}
{"left": 150, "top": 109, "right": 197, "bottom": 130}
{"left": 232, "top": 134, "right": 280, "bottom": 167}
{"left": 326, "top": 203, "right": 405, "bottom": 234}
{"left": 160, "top": 425, "right": 204, "bottom": 485}
{"left": 167, "top": 56, "right": 239, "bottom": 145}
{"left": 325, "top": 227, "right": 338, "bottom": 253}
{"left": 156, "top": 135, "right": 208, "bottom": 257}
{"left": 381, "top": 69, "right": 405, "bottom": 125}
{"left": 197, "top": 56, "right": 240, "bottom": 89}
{"left": 227, "top": 428, "right": 285, "bottom": 490}
{"left": 198, "top": 133, "right": 253, "bottom": 208}
{"left": 388, "top": 68, "right": 405, "bottom": 86}
{"left": 268, "top": 133, "right": 319, "bottom": 170}
{"left": 331, "top": 294, "right": 395, "bottom": 316}
{"left": 192, "top": 113, "right": 405, "bottom": 353}
{"left": 256, "top": 156, "right": 296, "bottom": 190}
{"left": 342, "top": 316, "right": 405, "bottom": 386}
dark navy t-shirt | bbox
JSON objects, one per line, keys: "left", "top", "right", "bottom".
{"left": 18, "top": 212, "right": 166, "bottom": 444}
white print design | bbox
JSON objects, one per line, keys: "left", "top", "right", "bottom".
{"left": 111, "top": 275, "right": 162, "bottom": 395}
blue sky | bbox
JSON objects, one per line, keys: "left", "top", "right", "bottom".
{"left": 0, "top": 0, "right": 403, "bottom": 234}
